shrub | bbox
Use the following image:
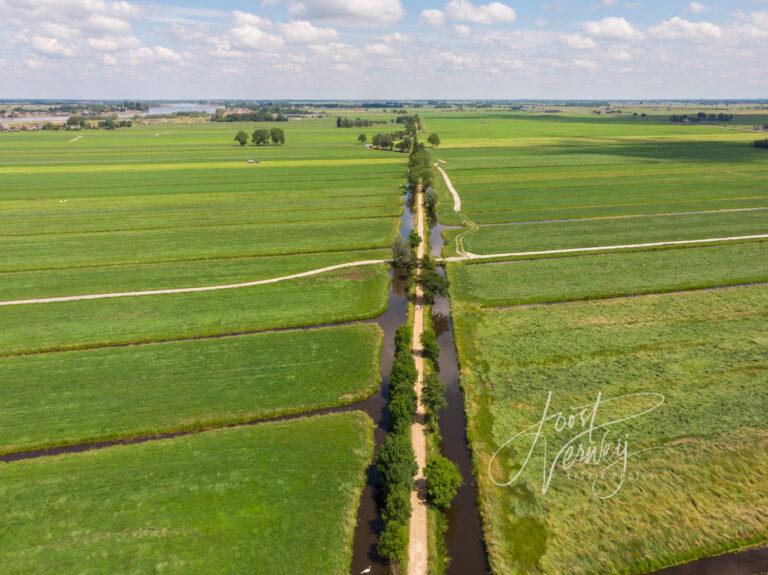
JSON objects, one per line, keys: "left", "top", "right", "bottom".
{"left": 422, "top": 373, "right": 447, "bottom": 430}
{"left": 378, "top": 520, "right": 409, "bottom": 565}
{"left": 391, "top": 237, "right": 416, "bottom": 271}
{"left": 377, "top": 432, "right": 417, "bottom": 494}
{"left": 382, "top": 483, "right": 411, "bottom": 525}
{"left": 394, "top": 324, "right": 412, "bottom": 354}
{"left": 388, "top": 390, "right": 416, "bottom": 434}
{"left": 421, "top": 330, "right": 440, "bottom": 363}
{"left": 425, "top": 455, "right": 462, "bottom": 509}
{"left": 408, "top": 229, "right": 422, "bottom": 249}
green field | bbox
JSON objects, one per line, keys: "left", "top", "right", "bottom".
{"left": 0, "top": 324, "right": 380, "bottom": 454}
{"left": 452, "top": 286, "right": 768, "bottom": 574}
{"left": 0, "top": 412, "right": 373, "bottom": 574}
{"left": 0, "top": 118, "right": 403, "bottom": 569}
{"left": 449, "top": 241, "right": 768, "bottom": 306}
{"left": 431, "top": 108, "right": 768, "bottom": 573}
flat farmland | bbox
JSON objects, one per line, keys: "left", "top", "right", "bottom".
{"left": 452, "top": 286, "right": 768, "bottom": 574}
{"left": 433, "top": 110, "right": 768, "bottom": 574}
{"left": 0, "top": 412, "right": 373, "bottom": 575}
{"left": 0, "top": 117, "right": 403, "bottom": 571}
{"left": 0, "top": 324, "right": 380, "bottom": 455}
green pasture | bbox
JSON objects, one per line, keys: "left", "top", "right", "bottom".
{"left": 0, "top": 412, "right": 373, "bottom": 575}
{"left": 450, "top": 209, "right": 768, "bottom": 256}
{"left": 0, "top": 324, "right": 380, "bottom": 454}
{"left": 0, "top": 265, "right": 389, "bottom": 356}
{"left": 448, "top": 241, "right": 768, "bottom": 306}
{"left": 453, "top": 285, "right": 768, "bottom": 574}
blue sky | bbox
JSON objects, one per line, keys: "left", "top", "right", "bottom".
{"left": 1, "top": 0, "right": 766, "bottom": 99}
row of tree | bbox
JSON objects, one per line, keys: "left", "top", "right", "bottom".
{"left": 214, "top": 109, "right": 288, "bottom": 122}
{"left": 335, "top": 116, "right": 387, "bottom": 128}
{"left": 670, "top": 112, "right": 734, "bottom": 123}
{"left": 376, "top": 325, "right": 418, "bottom": 568}
{"left": 64, "top": 116, "right": 132, "bottom": 129}
{"left": 233, "top": 128, "right": 285, "bottom": 146}
{"left": 360, "top": 132, "right": 440, "bottom": 153}
{"left": 754, "top": 139, "right": 768, "bottom": 149}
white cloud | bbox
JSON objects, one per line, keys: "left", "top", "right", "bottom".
{"left": 101, "top": 53, "right": 118, "bottom": 65}
{"left": 109, "top": 1, "right": 141, "bottom": 18}
{"left": 379, "top": 32, "right": 410, "bottom": 43}
{"left": 152, "top": 45, "right": 182, "bottom": 62}
{"left": 278, "top": 20, "right": 338, "bottom": 43}
{"left": 602, "top": 0, "right": 617, "bottom": 6}
{"left": 689, "top": 2, "right": 707, "bottom": 14}
{"left": 87, "top": 35, "right": 140, "bottom": 51}
{"left": 445, "top": 0, "right": 517, "bottom": 25}
{"left": 290, "top": 0, "right": 404, "bottom": 26}
{"left": 86, "top": 15, "right": 131, "bottom": 33}
{"left": 420, "top": 9, "right": 446, "bottom": 26}
{"left": 233, "top": 10, "right": 273, "bottom": 28}
{"left": 29, "top": 36, "right": 76, "bottom": 57}
{"left": 365, "top": 42, "right": 394, "bottom": 55}
{"left": 583, "top": 16, "right": 643, "bottom": 39}
{"left": 454, "top": 24, "right": 472, "bottom": 37}
{"left": 649, "top": 17, "right": 721, "bottom": 39}
{"left": 612, "top": 49, "right": 631, "bottom": 61}
{"left": 230, "top": 24, "right": 284, "bottom": 50}
{"left": 573, "top": 58, "right": 598, "bottom": 71}
{"left": 560, "top": 34, "right": 596, "bottom": 49}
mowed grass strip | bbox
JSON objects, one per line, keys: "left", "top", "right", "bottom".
{"left": 0, "top": 248, "right": 389, "bottom": 301}
{"left": 448, "top": 241, "right": 768, "bottom": 306}
{"left": 0, "top": 412, "right": 373, "bottom": 575}
{"left": 453, "top": 285, "right": 768, "bottom": 575}
{"left": 0, "top": 265, "right": 389, "bottom": 356}
{"left": 0, "top": 324, "right": 381, "bottom": 455}
{"left": 455, "top": 209, "right": 768, "bottom": 255}
{"left": 2, "top": 217, "right": 398, "bottom": 272}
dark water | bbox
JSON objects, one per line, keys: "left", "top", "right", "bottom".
{"left": 349, "top": 194, "right": 412, "bottom": 575}
{"left": 430, "top": 217, "right": 490, "bottom": 574}
{"left": 647, "top": 546, "right": 768, "bottom": 574}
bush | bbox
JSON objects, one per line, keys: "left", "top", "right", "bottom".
{"left": 388, "top": 390, "right": 416, "bottom": 434}
{"left": 754, "top": 139, "right": 768, "bottom": 149}
{"left": 421, "top": 329, "right": 440, "bottom": 363}
{"left": 394, "top": 324, "right": 412, "bottom": 353}
{"left": 425, "top": 455, "right": 462, "bottom": 509}
{"left": 391, "top": 237, "right": 416, "bottom": 271}
{"left": 422, "top": 373, "right": 447, "bottom": 430}
{"left": 378, "top": 520, "right": 409, "bottom": 565}
{"left": 382, "top": 482, "right": 411, "bottom": 525}
{"left": 408, "top": 229, "right": 421, "bottom": 249}
{"left": 377, "top": 432, "right": 417, "bottom": 494}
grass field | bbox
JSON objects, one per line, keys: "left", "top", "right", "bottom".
{"left": 0, "top": 324, "right": 380, "bottom": 454}
{"left": 0, "top": 118, "right": 403, "bottom": 568}
{"left": 448, "top": 241, "right": 768, "bottom": 306}
{"left": 434, "top": 108, "right": 768, "bottom": 573}
{"left": 0, "top": 412, "right": 373, "bottom": 574}
{"left": 452, "top": 286, "right": 768, "bottom": 574}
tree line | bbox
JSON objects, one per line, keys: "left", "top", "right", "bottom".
{"left": 335, "top": 116, "right": 387, "bottom": 128}
{"left": 61, "top": 116, "right": 132, "bottom": 130}
{"left": 234, "top": 128, "right": 285, "bottom": 146}
{"left": 754, "top": 139, "right": 768, "bottom": 149}
{"left": 670, "top": 112, "right": 734, "bottom": 123}
{"left": 359, "top": 131, "right": 440, "bottom": 153}
{"left": 214, "top": 108, "right": 288, "bottom": 122}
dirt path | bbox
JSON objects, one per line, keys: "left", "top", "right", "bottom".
{"left": 0, "top": 259, "right": 386, "bottom": 307}
{"left": 408, "top": 186, "right": 429, "bottom": 575}
{"left": 434, "top": 163, "right": 461, "bottom": 212}
{"left": 68, "top": 136, "right": 82, "bottom": 143}
{"left": 443, "top": 234, "right": 768, "bottom": 262}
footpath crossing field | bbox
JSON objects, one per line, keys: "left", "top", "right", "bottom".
{"left": 0, "top": 118, "right": 404, "bottom": 572}
{"left": 427, "top": 109, "right": 768, "bottom": 574}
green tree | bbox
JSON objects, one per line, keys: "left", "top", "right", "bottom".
{"left": 234, "top": 130, "right": 249, "bottom": 146}
{"left": 252, "top": 129, "right": 270, "bottom": 145}
{"left": 357, "top": 133, "right": 367, "bottom": 144}
{"left": 391, "top": 237, "right": 416, "bottom": 271}
{"left": 377, "top": 432, "right": 417, "bottom": 495}
{"left": 418, "top": 260, "right": 449, "bottom": 301}
{"left": 425, "top": 454, "right": 462, "bottom": 509}
{"left": 427, "top": 133, "right": 441, "bottom": 147}
{"left": 378, "top": 520, "right": 409, "bottom": 565}
{"left": 422, "top": 373, "right": 447, "bottom": 429}
{"left": 408, "top": 229, "right": 421, "bottom": 249}
{"left": 421, "top": 330, "right": 440, "bottom": 363}
{"left": 270, "top": 127, "right": 285, "bottom": 145}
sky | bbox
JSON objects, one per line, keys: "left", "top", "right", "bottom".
{"left": 1, "top": 0, "right": 767, "bottom": 99}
